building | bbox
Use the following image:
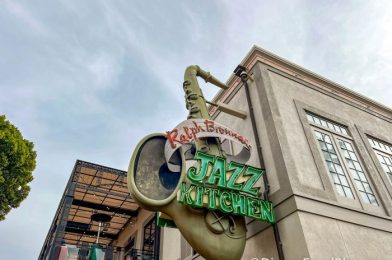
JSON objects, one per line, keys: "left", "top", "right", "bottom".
{"left": 41, "top": 46, "right": 392, "bottom": 260}
{"left": 39, "top": 160, "right": 163, "bottom": 259}
{"left": 39, "top": 160, "right": 139, "bottom": 259}
{"left": 202, "top": 46, "right": 392, "bottom": 259}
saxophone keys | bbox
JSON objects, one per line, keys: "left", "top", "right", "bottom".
{"left": 187, "top": 93, "right": 198, "bottom": 100}
{"left": 190, "top": 106, "right": 200, "bottom": 113}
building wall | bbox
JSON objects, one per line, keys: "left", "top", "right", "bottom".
{"left": 160, "top": 227, "right": 181, "bottom": 260}
{"left": 165, "top": 48, "right": 392, "bottom": 259}
{"left": 265, "top": 65, "right": 392, "bottom": 202}
{"left": 246, "top": 60, "right": 392, "bottom": 258}
{"left": 209, "top": 55, "right": 392, "bottom": 259}
{"left": 301, "top": 211, "right": 392, "bottom": 259}
{"left": 242, "top": 226, "right": 279, "bottom": 260}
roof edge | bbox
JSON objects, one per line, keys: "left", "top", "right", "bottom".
{"left": 213, "top": 45, "right": 392, "bottom": 119}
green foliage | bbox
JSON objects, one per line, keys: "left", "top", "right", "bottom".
{"left": 0, "top": 115, "right": 36, "bottom": 221}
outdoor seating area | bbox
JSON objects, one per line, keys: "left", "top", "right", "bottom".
{"left": 39, "top": 161, "right": 140, "bottom": 260}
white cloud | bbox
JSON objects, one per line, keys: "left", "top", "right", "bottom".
{"left": 3, "top": 0, "right": 47, "bottom": 34}
{"left": 1, "top": 2, "right": 392, "bottom": 259}
{"left": 87, "top": 53, "right": 122, "bottom": 90}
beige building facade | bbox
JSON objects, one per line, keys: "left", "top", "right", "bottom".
{"left": 197, "top": 46, "right": 392, "bottom": 259}
{"left": 115, "top": 46, "right": 392, "bottom": 260}
{"left": 41, "top": 47, "right": 392, "bottom": 260}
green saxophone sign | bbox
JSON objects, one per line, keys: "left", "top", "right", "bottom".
{"left": 128, "top": 65, "right": 274, "bottom": 260}
{"left": 178, "top": 151, "right": 275, "bottom": 223}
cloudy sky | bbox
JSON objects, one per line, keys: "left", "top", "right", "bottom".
{"left": 1, "top": 0, "right": 392, "bottom": 259}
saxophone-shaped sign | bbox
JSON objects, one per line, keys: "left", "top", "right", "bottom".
{"left": 127, "top": 65, "right": 275, "bottom": 260}
{"left": 128, "top": 134, "right": 247, "bottom": 260}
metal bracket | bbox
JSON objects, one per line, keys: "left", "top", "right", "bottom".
{"left": 206, "top": 100, "right": 247, "bottom": 119}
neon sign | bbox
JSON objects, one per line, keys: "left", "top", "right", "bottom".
{"left": 178, "top": 151, "right": 275, "bottom": 224}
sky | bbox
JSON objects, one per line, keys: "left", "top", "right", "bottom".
{"left": 0, "top": 0, "right": 392, "bottom": 259}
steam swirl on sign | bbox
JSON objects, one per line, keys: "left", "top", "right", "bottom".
{"left": 164, "top": 119, "right": 251, "bottom": 171}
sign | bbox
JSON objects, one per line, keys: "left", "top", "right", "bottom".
{"left": 177, "top": 151, "right": 275, "bottom": 224}
{"left": 128, "top": 66, "right": 272, "bottom": 260}
{"left": 165, "top": 119, "right": 251, "bottom": 171}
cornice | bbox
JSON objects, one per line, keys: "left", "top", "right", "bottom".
{"left": 210, "top": 46, "right": 392, "bottom": 121}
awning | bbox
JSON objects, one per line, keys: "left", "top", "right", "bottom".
{"left": 42, "top": 160, "right": 139, "bottom": 252}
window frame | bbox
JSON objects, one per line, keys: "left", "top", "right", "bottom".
{"left": 355, "top": 124, "right": 392, "bottom": 217}
{"left": 336, "top": 137, "right": 379, "bottom": 206}
{"left": 294, "top": 100, "right": 385, "bottom": 214}
{"left": 367, "top": 136, "right": 392, "bottom": 184}
{"left": 308, "top": 116, "right": 381, "bottom": 212}
{"left": 310, "top": 126, "right": 361, "bottom": 207}
{"left": 142, "top": 214, "right": 160, "bottom": 259}
{"left": 124, "top": 235, "right": 136, "bottom": 259}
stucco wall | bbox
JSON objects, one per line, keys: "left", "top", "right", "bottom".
{"left": 300, "top": 211, "right": 392, "bottom": 259}
{"left": 242, "top": 226, "right": 278, "bottom": 260}
{"left": 268, "top": 68, "right": 392, "bottom": 192}
{"left": 212, "top": 81, "right": 280, "bottom": 197}
{"left": 251, "top": 61, "right": 392, "bottom": 259}
{"left": 161, "top": 56, "right": 392, "bottom": 259}
{"left": 161, "top": 227, "right": 181, "bottom": 260}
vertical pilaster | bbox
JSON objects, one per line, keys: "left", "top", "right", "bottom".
{"left": 47, "top": 182, "right": 75, "bottom": 260}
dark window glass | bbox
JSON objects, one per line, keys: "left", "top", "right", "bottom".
{"left": 142, "top": 216, "right": 159, "bottom": 259}
{"left": 314, "top": 131, "right": 354, "bottom": 199}
{"left": 368, "top": 137, "right": 392, "bottom": 184}
{"left": 338, "top": 140, "right": 378, "bottom": 205}
{"left": 307, "top": 112, "right": 349, "bottom": 136}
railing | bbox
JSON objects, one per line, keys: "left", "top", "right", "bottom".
{"left": 47, "top": 244, "right": 117, "bottom": 260}
{"left": 126, "top": 249, "right": 155, "bottom": 260}
{"left": 46, "top": 244, "right": 157, "bottom": 260}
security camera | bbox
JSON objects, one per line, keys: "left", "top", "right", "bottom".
{"left": 234, "top": 65, "right": 249, "bottom": 81}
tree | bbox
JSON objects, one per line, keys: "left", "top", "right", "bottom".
{"left": 0, "top": 115, "right": 36, "bottom": 221}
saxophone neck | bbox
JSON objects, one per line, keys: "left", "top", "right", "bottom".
{"left": 183, "top": 65, "right": 228, "bottom": 156}
{"left": 183, "top": 65, "right": 228, "bottom": 120}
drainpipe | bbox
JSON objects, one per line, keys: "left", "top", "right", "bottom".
{"left": 234, "top": 65, "right": 285, "bottom": 260}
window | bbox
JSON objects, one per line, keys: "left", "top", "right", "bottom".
{"left": 368, "top": 137, "right": 392, "bottom": 184}
{"left": 307, "top": 113, "right": 349, "bottom": 136}
{"left": 314, "top": 131, "right": 354, "bottom": 198}
{"left": 142, "top": 216, "right": 159, "bottom": 259}
{"left": 124, "top": 237, "right": 135, "bottom": 259}
{"left": 307, "top": 112, "right": 378, "bottom": 206}
{"left": 338, "top": 139, "right": 378, "bottom": 205}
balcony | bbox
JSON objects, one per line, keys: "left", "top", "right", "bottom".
{"left": 126, "top": 249, "right": 156, "bottom": 260}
